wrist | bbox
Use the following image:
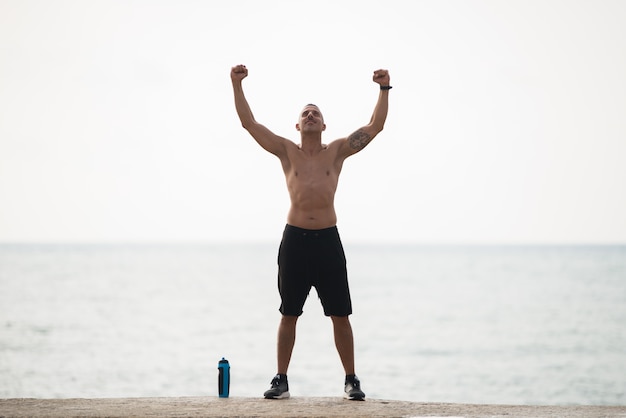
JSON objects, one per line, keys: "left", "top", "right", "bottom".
{"left": 380, "top": 85, "right": 392, "bottom": 91}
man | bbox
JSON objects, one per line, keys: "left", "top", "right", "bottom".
{"left": 230, "top": 64, "right": 390, "bottom": 401}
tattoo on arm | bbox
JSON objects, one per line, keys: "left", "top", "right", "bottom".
{"left": 348, "top": 129, "right": 372, "bottom": 150}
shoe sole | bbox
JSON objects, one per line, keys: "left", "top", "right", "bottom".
{"left": 344, "top": 393, "right": 365, "bottom": 401}
{"left": 265, "top": 391, "right": 290, "bottom": 399}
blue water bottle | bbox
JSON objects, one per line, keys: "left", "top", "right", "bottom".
{"left": 218, "top": 357, "right": 230, "bottom": 398}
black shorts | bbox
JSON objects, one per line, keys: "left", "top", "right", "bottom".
{"left": 277, "top": 224, "right": 352, "bottom": 317}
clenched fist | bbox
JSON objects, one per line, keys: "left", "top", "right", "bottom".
{"left": 231, "top": 64, "right": 248, "bottom": 82}
{"left": 372, "top": 69, "right": 390, "bottom": 87}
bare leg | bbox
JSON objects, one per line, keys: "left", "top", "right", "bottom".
{"left": 330, "top": 315, "right": 355, "bottom": 375}
{"left": 277, "top": 315, "right": 298, "bottom": 374}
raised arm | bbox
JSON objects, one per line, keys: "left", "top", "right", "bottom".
{"left": 336, "top": 69, "right": 391, "bottom": 158}
{"left": 231, "top": 65, "right": 288, "bottom": 157}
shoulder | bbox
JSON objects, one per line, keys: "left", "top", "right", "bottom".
{"left": 326, "top": 136, "right": 358, "bottom": 160}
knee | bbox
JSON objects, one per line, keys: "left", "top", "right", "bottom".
{"left": 280, "top": 315, "right": 299, "bottom": 327}
{"left": 330, "top": 315, "right": 351, "bottom": 327}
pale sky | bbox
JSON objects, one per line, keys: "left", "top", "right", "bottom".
{"left": 1, "top": 0, "right": 625, "bottom": 244}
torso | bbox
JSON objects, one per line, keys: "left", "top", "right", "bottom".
{"left": 281, "top": 142, "right": 345, "bottom": 230}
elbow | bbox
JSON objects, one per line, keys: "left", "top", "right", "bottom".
{"left": 371, "top": 121, "right": 385, "bottom": 135}
{"left": 240, "top": 119, "right": 255, "bottom": 131}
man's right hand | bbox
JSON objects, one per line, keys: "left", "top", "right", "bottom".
{"left": 231, "top": 64, "right": 248, "bottom": 82}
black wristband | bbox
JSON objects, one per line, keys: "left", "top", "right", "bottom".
{"left": 380, "top": 85, "right": 393, "bottom": 90}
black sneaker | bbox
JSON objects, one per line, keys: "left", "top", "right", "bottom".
{"left": 264, "top": 374, "right": 290, "bottom": 399}
{"left": 344, "top": 374, "right": 365, "bottom": 400}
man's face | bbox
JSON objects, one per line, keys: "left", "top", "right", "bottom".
{"left": 296, "top": 105, "right": 326, "bottom": 133}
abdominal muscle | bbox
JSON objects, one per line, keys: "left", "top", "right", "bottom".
{"left": 284, "top": 167, "right": 340, "bottom": 230}
{"left": 287, "top": 205, "right": 338, "bottom": 230}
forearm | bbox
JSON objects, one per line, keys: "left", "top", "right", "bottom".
{"left": 368, "top": 89, "right": 389, "bottom": 132}
{"left": 232, "top": 80, "right": 256, "bottom": 129}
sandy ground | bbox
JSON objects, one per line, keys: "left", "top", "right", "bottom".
{"left": 1, "top": 397, "right": 625, "bottom": 418}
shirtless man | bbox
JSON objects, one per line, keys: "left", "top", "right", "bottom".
{"left": 230, "top": 64, "right": 390, "bottom": 400}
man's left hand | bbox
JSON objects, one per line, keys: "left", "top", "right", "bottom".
{"left": 372, "top": 69, "right": 390, "bottom": 86}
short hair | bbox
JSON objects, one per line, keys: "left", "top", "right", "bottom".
{"left": 299, "top": 104, "right": 324, "bottom": 122}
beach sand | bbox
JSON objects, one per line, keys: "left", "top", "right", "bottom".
{"left": 1, "top": 396, "right": 625, "bottom": 418}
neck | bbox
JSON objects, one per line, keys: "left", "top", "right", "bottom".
{"left": 299, "top": 132, "right": 323, "bottom": 153}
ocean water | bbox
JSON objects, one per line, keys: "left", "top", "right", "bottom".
{"left": 0, "top": 243, "right": 624, "bottom": 405}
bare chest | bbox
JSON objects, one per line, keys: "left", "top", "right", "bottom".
{"left": 284, "top": 150, "right": 343, "bottom": 191}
